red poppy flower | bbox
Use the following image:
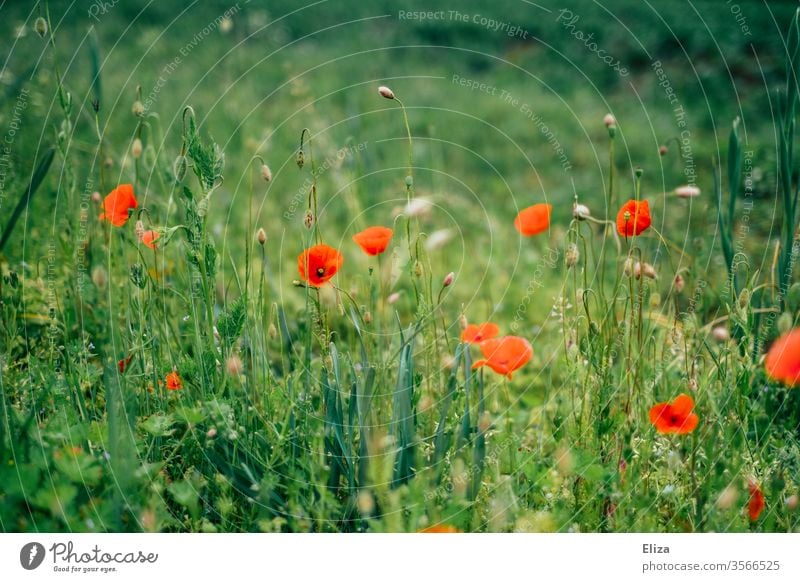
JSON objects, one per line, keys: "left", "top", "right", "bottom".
{"left": 166, "top": 370, "right": 182, "bottom": 391}
{"left": 472, "top": 336, "right": 533, "bottom": 379}
{"left": 298, "top": 244, "right": 344, "bottom": 287}
{"left": 100, "top": 184, "right": 138, "bottom": 227}
{"left": 616, "top": 199, "right": 651, "bottom": 237}
{"left": 514, "top": 203, "right": 551, "bottom": 236}
{"left": 117, "top": 355, "right": 133, "bottom": 374}
{"left": 141, "top": 230, "right": 160, "bottom": 250}
{"left": 353, "top": 226, "right": 393, "bottom": 256}
{"left": 461, "top": 322, "right": 500, "bottom": 344}
{"left": 747, "top": 481, "right": 765, "bottom": 521}
{"left": 648, "top": 393, "right": 698, "bottom": 434}
{"left": 765, "top": 328, "right": 800, "bottom": 386}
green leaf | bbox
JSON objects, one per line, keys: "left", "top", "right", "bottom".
{"left": 140, "top": 413, "right": 176, "bottom": 437}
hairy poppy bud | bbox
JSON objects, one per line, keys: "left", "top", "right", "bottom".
{"left": 91, "top": 266, "right": 108, "bottom": 289}
{"left": 673, "top": 274, "right": 685, "bottom": 293}
{"left": 711, "top": 326, "right": 730, "bottom": 342}
{"left": 256, "top": 228, "right": 266, "bottom": 245}
{"left": 173, "top": 155, "right": 187, "bottom": 181}
{"left": 296, "top": 150, "right": 305, "bottom": 169}
{"left": 134, "top": 220, "right": 145, "bottom": 239}
{"left": 35, "top": 17, "right": 48, "bottom": 38}
{"left": 91, "top": 191, "right": 102, "bottom": 204}
{"left": 378, "top": 85, "right": 395, "bottom": 99}
{"left": 357, "top": 490, "right": 375, "bottom": 515}
{"left": 675, "top": 185, "right": 700, "bottom": 198}
{"left": 226, "top": 355, "right": 243, "bottom": 376}
{"left": 260, "top": 164, "right": 272, "bottom": 182}
{"left": 363, "top": 311, "right": 372, "bottom": 324}
{"left": 565, "top": 243, "right": 579, "bottom": 267}
{"left": 716, "top": 485, "right": 738, "bottom": 510}
{"left": 603, "top": 113, "right": 616, "bottom": 128}
{"left": 304, "top": 210, "right": 314, "bottom": 229}
{"left": 131, "top": 138, "right": 143, "bottom": 159}
{"left": 132, "top": 100, "right": 145, "bottom": 117}
{"left": 414, "top": 262, "right": 424, "bottom": 278}
{"left": 787, "top": 494, "right": 799, "bottom": 511}
{"left": 206, "top": 428, "right": 217, "bottom": 438}
{"left": 623, "top": 258, "right": 634, "bottom": 276}
{"left": 659, "top": 145, "right": 668, "bottom": 156}
{"left": 738, "top": 288, "right": 750, "bottom": 309}
{"left": 443, "top": 272, "right": 455, "bottom": 287}
{"left": 387, "top": 292, "right": 400, "bottom": 304}
{"left": 268, "top": 323, "right": 278, "bottom": 339}
{"left": 459, "top": 314, "right": 468, "bottom": 331}
{"left": 572, "top": 203, "right": 591, "bottom": 220}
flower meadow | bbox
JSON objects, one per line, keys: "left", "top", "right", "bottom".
{"left": 2, "top": 2, "right": 800, "bottom": 535}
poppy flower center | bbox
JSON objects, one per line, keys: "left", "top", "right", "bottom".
{"left": 669, "top": 414, "right": 680, "bottom": 425}
{"left": 316, "top": 267, "right": 325, "bottom": 277}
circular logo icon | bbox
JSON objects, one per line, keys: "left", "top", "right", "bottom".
{"left": 19, "top": 542, "right": 46, "bottom": 570}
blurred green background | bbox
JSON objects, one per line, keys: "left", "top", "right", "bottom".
{"left": 0, "top": 0, "right": 793, "bottom": 320}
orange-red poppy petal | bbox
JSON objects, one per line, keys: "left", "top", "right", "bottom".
{"left": 765, "top": 328, "right": 800, "bottom": 386}
{"left": 514, "top": 203, "right": 551, "bottom": 236}
{"left": 616, "top": 199, "right": 651, "bottom": 237}
{"left": 100, "top": 183, "right": 138, "bottom": 227}
{"left": 461, "top": 322, "right": 500, "bottom": 344}
{"left": 141, "top": 230, "right": 160, "bottom": 250}
{"left": 353, "top": 226, "right": 393, "bottom": 256}
{"left": 298, "top": 244, "right": 344, "bottom": 287}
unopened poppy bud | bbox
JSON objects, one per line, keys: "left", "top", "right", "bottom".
{"left": 634, "top": 167, "right": 643, "bottom": 178}
{"left": 712, "top": 326, "right": 730, "bottom": 342}
{"left": 363, "top": 311, "right": 372, "bottom": 324}
{"left": 357, "top": 490, "right": 375, "bottom": 515}
{"left": 673, "top": 274, "right": 685, "bottom": 293}
{"left": 738, "top": 288, "right": 750, "bottom": 308}
{"left": 173, "top": 155, "right": 187, "bottom": 181}
{"left": 459, "top": 314, "right": 468, "bottom": 331}
{"left": 260, "top": 164, "right": 272, "bottom": 182}
{"left": 418, "top": 395, "right": 433, "bottom": 413}
{"left": 268, "top": 323, "right": 278, "bottom": 339}
{"left": 478, "top": 411, "right": 492, "bottom": 433}
{"left": 135, "top": 220, "right": 145, "bottom": 239}
{"left": 649, "top": 292, "right": 661, "bottom": 308}
{"left": 675, "top": 185, "right": 701, "bottom": 198}
{"left": 443, "top": 271, "right": 455, "bottom": 287}
{"left": 324, "top": 355, "right": 334, "bottom": 369}
{"left": 405, "top": 175, "right": 413, "bottom": 188}
{"left": 131, "top": 138, "right": 143, "bottom": 159}
{"left": 786, "top": 494, "right": 799, "bottom": 510}
{"left": 91, "top": 266, "right": 108, "bottom": 289}
{"left": 296, "top": 150, "right": 305, "bottom": 169}
{"left": 104, "top": 157, "right": 114, "bottom": 168}
{"left": 206, "top": 427, "right": 217, "bottom": 438}
{"left": 132, "top": 100, "right": 145, "bottom": 117}
{"left": 565, "top": 243, "right": 579, "bottom": 268}
{"left": 414, "top": 262, "right": 424, "bottom": 278}
{"left": 778, "top": 311, "right": 793, "bottom": 335}
{"left": 256, "top": 228, "right": 266, "bottom": 245}
{"left": 304, "top": 210, "right": 314, "bottom": 229}
{"left": 91, "top": 191, "right": 102, "bottom": 204}
{"left": 623, "top": 258, "right": 634, "bottom": 276}
{"left": 572, "top": 203, "right": 591, "bottom": 220}
{"left": 717, "top": 485, "right": 739, "bottom": 510}
{"left": 632, "top": 262, "right": 656, "bottom": 279}
{"left": 34, "top": 16, "right": 48, "bottom": 38}
{"left": 378, "top": 85, "right": 395, "bottom": 99}
{"left": 659, "top": 145, "right": 668, "bottom": 156}
{"left": 226, "top": 355, "right": 243, "bottom": 376}
{"left": 603, "top": 113, "right": 616, "bottom": 128}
